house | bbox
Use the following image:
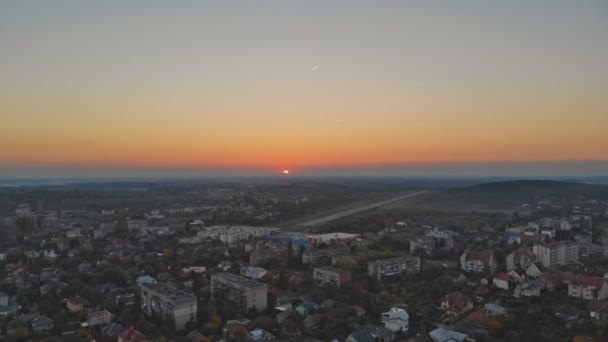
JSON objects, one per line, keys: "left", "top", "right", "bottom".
{"left": 30, "top": 315, "right": 54, "bottom": 333}
{"left": 506, "top": 248, "right": 537, "bottom": 271}
{"left": 6, "top": 319, "right": 28, "bottom": 336}
{"left": 218, "top": 261, "right": 232, "bottom": 271}
{"left": 0, "top": 292, "right": 9, "bottom": 306}
{"left": 493, "top": 273, "right": 510, "bottom": 291}
{"left": 115, "top": 293, "right": 136, "bottom": 307}
{"left": 460, "top": 250, "right": 497, "bottom": 274}
{"left": 483, "top": 303, "right": 507, "bottom": 317}
{"left": 441, "top": 291, "right": 473, "bottom": 317}
{"left": 249, "top": 328, "right": 277, "bottom": 341}
{"left": 66, "top": 296, "right": 89, "bottom": 313}
{"left": 40, "top": 280, "right": 67, "bottom": 296}
{"left": 101, "top": 323, "right": 126, "bottom": 337}
{"left": 118, "top": 327, "right": 148, "bottom": 342}
{"left": 313, "top": 267, "right": 352, "bottom": 287}
{"left": 507, "top": 270, "right": 526, "bottom": 284}
{"left": 525, "top": 263, "right": 544, "bottom": 278}
{"left": 135, "top": 275, "right": 154, "bottom": 286}
{"left": 241, "top": 266, "right": 268, "bottom": 280}
{"left": 589, "top": 300, "right": 608, "bottom": 320}
{"left": 429, "top": 327, "right": 468, "bottom": 342}
{"left": 382, "top": 307, "right": 409, "bottom": 334}
{"left": 347, "top": 325, "right": 395, "bottom": 342}
{"left": 295, "top": 301, "right": 320, "bottom": 317}
{"left": 514, "top": 280, "right": 541, "bottom": 298}
{"left": 87, "top": 309, "right": 112, "bottom": 326}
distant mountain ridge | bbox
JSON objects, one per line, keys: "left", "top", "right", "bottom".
{"left": 451, "top": 180, "right": 608, "bottom": 199}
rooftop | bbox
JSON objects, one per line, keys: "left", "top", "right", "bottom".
{"left": 212, "top": 273, "right": 266, "bottom": 288}
{"left": 140, "top": 282, "right": 196, "bottom": 303}
{"left": 314, "top": 266, "right": 350, "bottom": 274}
{"left": 369, "top": 256, "right": 418, "bottom": 265}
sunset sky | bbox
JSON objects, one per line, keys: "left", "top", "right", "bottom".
{"left": 1, "top": 1, "right": 607, "bottom": 177}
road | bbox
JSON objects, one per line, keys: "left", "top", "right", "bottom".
{"left": 295, "top": 190, "right": 429, "bottom": 227}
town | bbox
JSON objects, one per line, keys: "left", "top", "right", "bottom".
{"left": 1, "top": 179, "right": 608, "bottom": 342}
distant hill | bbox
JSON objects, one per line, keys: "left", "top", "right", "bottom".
{"left": 451, "top": 180, "right": 608, "bottom": 199}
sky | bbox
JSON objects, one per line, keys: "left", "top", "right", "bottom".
{"left": 1, "top": 1, "right": 607, "bottom": 178}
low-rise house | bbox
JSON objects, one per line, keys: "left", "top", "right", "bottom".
{"left": 460, "top": 250, "right": 497, "bottom": 274}
{"left": 347, "top": 325, "right": 395, "bottom": 342}
{"left": 441, "top": 291, "right": 474, "bottom": 317}
{"left": 249, "top": 328, "right": 277, "bottom": 341}
{"left": 101, "top": 323, "right": 126, "bottom": 337}
{"left": 30, "top": 315, "right": 54, "bottom": 333}
{"left": 135, "top": 275, "right": 154, "bottom": 286}
{"left": 6, "top": 319, "right": 28, "bottom": 336}
{"left": 483, "top": 303, "right": 507, "bottom": 317}
{"left": 506, "top": 248, "right": 537, "bottom": 271}
{"left": 39, "top": 280, "right": 68, "bottom": 296}
{"left": 66, "top": 296, "right": 90, "bottom": 313}
{"left": 514, "top": 280, "right": 541, "bottom": 298}
{"left": 493, "top": 273, "right": 510, "bottom": 291}
{"left": 78, "top": 262, "right": 94, "bottom": 274}
{"left": 507, "top": 270, "right": 526, "bottom": 284}
{"left": 429, "top": 327, "right": 468, "bottom": 342}
{"left": 382, "top": 307, "right": 409, "bottom": 334}
{"left": 218, "top": 261, "right": 232, "bottom": 271}
{"left": 589, "top": 300, "right": 608, "bottom": 320}
{"left": 87, "top": 309, "right": 112, "bottom": 326}
{"left": 118, "top": 327, "right": 148, "bottom": 342}
{"left": 313, "top": 267, "right": 351, "bottom": 287}
{"left": 241, "top": 266, "right": 268, "bottom": 280}
{"left": 0, "top": 292, "right": 9, "bottom": 306}
{"left": 295, "top": 301, "right": 320, "bottom": 317}
{"left": 115, "top": 293, "right": 136, "bottom": 307}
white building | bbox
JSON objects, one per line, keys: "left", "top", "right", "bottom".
{"left": 532, "top": 241, "right": 579, "bottom": 267}
{"left": 382, "top": 307, "right": 409, "bottom": 334}
{"left": 460, "top": 250, "right": 497, "bottom": 274}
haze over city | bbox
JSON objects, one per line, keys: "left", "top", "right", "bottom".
{"left": 2, "top": 1, "right": 607, "bottom": 178}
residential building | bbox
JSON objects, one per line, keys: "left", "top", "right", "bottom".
{"left": 429, "top": 327, "right": 468, "bottom": 342}
{"left": 306, "top": 233, "right": 359, "bottom": 246}
{"left": 30, "top": 315, "right": 54, "bottom": 333}
{"left": 589, "top": 300, "right": 608, "bottom": 320}
{"left": 514, "top": 280, "right": 541, "bottom": 298}
{"left": 460, "top": 250, "right": 497, "bottom": 274}
{"left": 118, "top": 327, "right": 148, "bottom": 342}
{"left": 313, "top": 267, "right": 352, "bottom": 287}
{"left": 381, "top": 307, "right": 409, "bottom": 334}
{"left": 368, "top": 256, "right": 421, "bottom": 281}
{"left": 483, "top": 303, "right": 507, "bottom": 316}
{"left": 493, "top": 273, "right": 510, "bottom": 291}
{"left": 87, "top": 309, "right": 112, "bottom": 327}
{"left": 506, "top": 248, "right": 537, "bottom": 271}
{"left": 560, "top": 272, "right": 608, "bottom": 300}
{"left": 210, "top": 273, "right": 268, "bottom": 312}
{"left": 532, "top": 241, "right": 579, "bottom": 267}
{"left": 140, "top": 282, "right": 198, "bottom": 331}
{"left": 441, "top": 291, "right": 473, "bottom": 317}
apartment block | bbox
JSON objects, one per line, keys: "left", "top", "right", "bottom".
{"left": 313, "top": 267, "right": 352, "bottom": 287}
{"left": 210, "top": 273, "right": 268, "bottom": 312}
{"left": 368, "top": 256, "right": 421, "bottom": 281}
{"left": 140, "top": 282, "right": 198, "bottom": 331}
{"left": 532, "top": 241, "right": 579, "bottom": 267}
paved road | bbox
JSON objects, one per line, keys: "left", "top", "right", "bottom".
{"left": 295, "top": 190, "right": 429, "bottom": 227}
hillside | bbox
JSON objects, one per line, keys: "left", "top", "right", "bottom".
{"left": 451, "top": 180, "right": 608, "bottom": 199}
